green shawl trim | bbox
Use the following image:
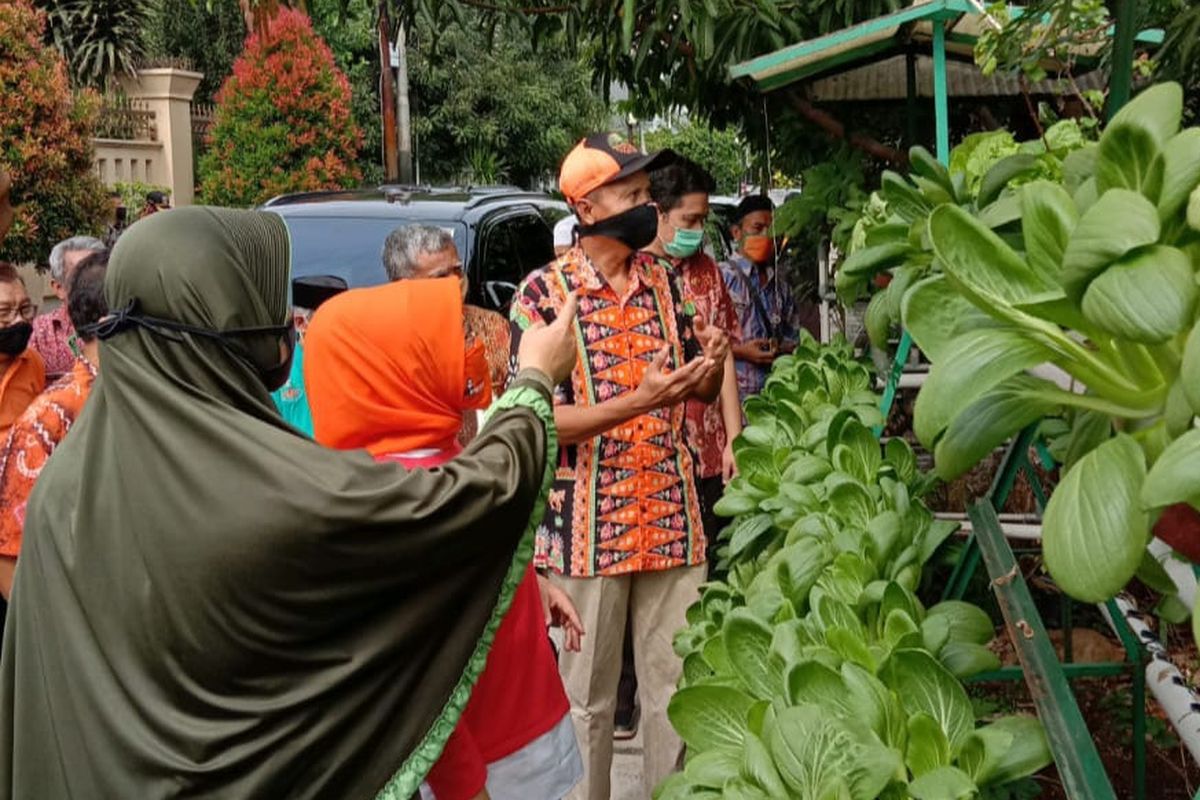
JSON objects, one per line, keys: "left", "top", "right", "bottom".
{"left": 375, "top": 384, "right": 558, "bottom": 799}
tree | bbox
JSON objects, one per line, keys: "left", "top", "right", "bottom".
{"left": 0, "top": 0, "right": 109, "bottom": 266}
{"left": 406, "top": 13, "right": 606, "bottom": 188}
{"left": 144, "top": 0, "right": 247, "bottom": 105}
{"left": 38, "top": 0, "right": 155, "bottom": 87}
{"left": 389, "top": 0, "right": 909, "bottom": 168}
{"left": 643, "top": 122, "right": 746, "bottom": 195}
{"left": 309, "top": 0, "right": 385, "bottom": 183}
{"left": 199, "top": 8, "right": 363, "bottom": 207}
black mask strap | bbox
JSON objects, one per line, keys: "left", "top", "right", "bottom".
{"left": 85, "top": 299, "right": 291, "bottom": 343}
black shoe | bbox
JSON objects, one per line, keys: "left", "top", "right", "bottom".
{"left": 613, "top": 702, "right": 640, "bottom": 740}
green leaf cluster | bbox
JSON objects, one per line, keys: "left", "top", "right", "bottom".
{"left": 835, "top": 119, "right": 1092, "bottom": 352}
{"left": 893, "top": 82, "right": 1200, "bottom": 607}
{"left": 661, "top": 335, "right": 1050, "bottom": 799}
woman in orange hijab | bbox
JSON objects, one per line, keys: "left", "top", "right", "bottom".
{"left": 304, "top": 278, "right": 583, "bottom": 800}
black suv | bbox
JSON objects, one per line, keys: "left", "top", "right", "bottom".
{"left": 263, "top": 186, "right": 569, "bottom": 311}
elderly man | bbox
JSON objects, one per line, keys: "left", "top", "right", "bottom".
{"left": 381, "top": 225, "right": 511, "bottom": 406}
{"left": 0, "top": 250, "right": 108, "bottom": 597}
{"left": 509, "top": 132, "right": 729, "bottom": 799}
{"left": 34, "top": 235, "right": 105, "bottom": 378}
{"left": 0, "top": 263, "right": 44, "bottom": 438}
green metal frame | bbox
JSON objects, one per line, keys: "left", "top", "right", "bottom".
{"left": 945, "top": 429, "right": 1147, "bottom": 799}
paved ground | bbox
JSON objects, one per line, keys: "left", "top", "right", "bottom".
{"left": 610, "top": 726, "right": 644, "bottom": 799}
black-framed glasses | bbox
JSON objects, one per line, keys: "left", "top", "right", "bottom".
{"left": 0, "top": 303, "right": 36, "bottom": 325}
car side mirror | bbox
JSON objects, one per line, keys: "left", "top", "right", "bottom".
{"left": 484, "top": 280, "right": 519, "bottom": 312}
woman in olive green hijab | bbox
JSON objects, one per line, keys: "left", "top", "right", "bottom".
{"left": 0, "top": 207, "right": 576, "bottom": 800}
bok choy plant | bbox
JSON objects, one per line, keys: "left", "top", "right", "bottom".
{"left": 904, "top": 82, "right": 1200, "bottom": 605}
{"left": 659, "top": 337, "right": 1051, "bottom": 800}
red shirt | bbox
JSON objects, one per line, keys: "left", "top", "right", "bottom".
{"left": 646, "top": 251, "right": 741, "bottom": 480}
{"left": 376, "top": 449, "right": 569, "bottom": 800}
{"left": 30, "top": 305, "right": 75, "bottom": 380}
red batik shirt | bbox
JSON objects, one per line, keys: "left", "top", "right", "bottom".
{"left": 639, "top": 251, "right": 740, "bottom": 480}
{"left": 510, "top": 248, "right": 706, "bottom": 577}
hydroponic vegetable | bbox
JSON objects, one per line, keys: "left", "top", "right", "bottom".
{"left": 659, "top": 336, "right": 1051, "bottom": 799}
{"left": 900, "top": 82, "right": 1200, "bottom": 606}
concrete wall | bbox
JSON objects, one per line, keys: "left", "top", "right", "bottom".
{"left": 94, "top": 138, "right": 167, "bottom": 187}
{"left": 94, "top": 68, "right": 203, "bottom": 206}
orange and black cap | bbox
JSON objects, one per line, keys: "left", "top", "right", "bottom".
{"left": 559, "top": 132, "right": 676, "bottom": 205}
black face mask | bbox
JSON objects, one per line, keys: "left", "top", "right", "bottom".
{"left": 577, "top": 202, "right": 658, "bottom": 251}
{"left": 0, "top": 321, "right": 32, "bottom": 357}
{"left": 90, "top": 301, "right": 296, "bottom": 392}
{"left": 258, "top": 324, "right": 296, "bottom": 392}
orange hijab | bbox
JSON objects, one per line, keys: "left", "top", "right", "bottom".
{"left": 304, "top": 278, "right": 491, "bottom": 456}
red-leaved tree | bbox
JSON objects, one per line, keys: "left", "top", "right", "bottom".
{"left": 0, "top": 0, "right": 108, "bottom": 266}
{"left": 199, "top": 9, "right": 362, "bottom": 207}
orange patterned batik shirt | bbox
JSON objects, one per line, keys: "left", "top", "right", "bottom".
{"left": 510, "top": 247, "right": 705, "bottom": 578}
{"left": 0, "top": 359, "right": 95, "bottom": 557}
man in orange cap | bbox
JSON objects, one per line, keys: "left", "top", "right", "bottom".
{"left": 510, "top": 132, "right": 730, "bottom": 798}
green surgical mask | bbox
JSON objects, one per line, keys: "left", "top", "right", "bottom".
{"left": 662, "top": 224, "right": 704, "bottom": 258}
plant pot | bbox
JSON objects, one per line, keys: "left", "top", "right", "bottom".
{"left": 1152, "top": 503, "right": 1200, "bottom": 565}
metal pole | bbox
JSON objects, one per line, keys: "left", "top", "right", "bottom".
{"left": 932, "top": 16, "right": 950, "bottom": 164}
{"left": 377, "top": 2, "right": 399, "bottom": 182}
{"left": 395, "top": 24, "right": 413, "bottom": 184}
{"left": 1107, "top": 0, "right": 1136, "bottom": 119}
{"left": 905, "top": 50, "right": 918, "bottom": 147}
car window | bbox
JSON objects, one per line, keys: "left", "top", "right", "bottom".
{"left": 480, "top": 213, "right": 554, "bottom": 284}
{"left": 275, "top": 215, "right": 468, "bottom": 288}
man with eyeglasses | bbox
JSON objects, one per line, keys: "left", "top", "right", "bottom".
{"left": 0, "top": 262, "right": 45, "bottom": 438}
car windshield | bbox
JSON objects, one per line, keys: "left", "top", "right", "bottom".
{"left": 274, "top": 215, "right": 469, "bottom": 288}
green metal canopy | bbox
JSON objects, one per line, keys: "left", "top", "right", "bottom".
{"left": 729, "top": 0, "right": 1164, "bottom": 163}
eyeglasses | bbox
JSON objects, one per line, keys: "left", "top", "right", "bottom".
{"left": 0, "top": 303, "right": 36, "bottom": 325}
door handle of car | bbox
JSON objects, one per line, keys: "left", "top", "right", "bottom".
{"left": 484, "top": 280, "right": 519, "bottom": 310}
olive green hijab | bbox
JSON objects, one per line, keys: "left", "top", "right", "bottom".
{"left": 0, "top": 208, "right": 555, "bottom": 799}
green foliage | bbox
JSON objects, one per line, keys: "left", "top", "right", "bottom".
{"left": 38, "top": 0, "right": 155, "bottom": 87}
{"left": 0, "top": 0, "right": 109, "bottom": 266}
{"left": 309, "top": 0, "right": 383, "bottom": 184}
{"left": 872, "top": 82, "right": 1200, "bottom": 609}
{"left": 773, "top": 147, "right": 869, "bottom": 258}
{"left": 663, "top": 337, "right": 1051, "bottom": 798}
{"left": 112, "top": 180, "right": 170, "bottom": 223}
{"left": 144, "top": 0, "right": 245, "bottom": 105}
{"left": 1158, "top": 2, "right": 1200, "bottom": 121}
{"left": 643, "top": 122, "right": 747, "bottom": 195}
{"left": 834, "top": 119, "right": 1093, "bottom": 353}
{"left": 407, "top": 13, "right": 605, "bottom": 188}
{"left": 974, "top": 0, "right": 1109, "bottom": 83}
{"left": 199, "top": 8, "right": 362, "bottom": 207}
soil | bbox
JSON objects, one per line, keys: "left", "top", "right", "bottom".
{"left": 880, "top": 379, "right": 1200, "bottom": 797}
{"left": 969, "top": 673, "right": 1200, "bottom": 799}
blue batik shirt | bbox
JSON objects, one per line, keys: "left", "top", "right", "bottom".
{"left": 718, "top": 252, "right": 800, "bottom": 399}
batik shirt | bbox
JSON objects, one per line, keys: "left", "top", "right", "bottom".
{"left": 719, "top": 252, "right": 801, "bottom": 399}
{"left": 31, "top": 305, "right": 76, "bottom": 380}
{"left": 0, "top": 358, "right": 95, "bottom": 556}
{"left": 510, "top": 248, "right": 705, "bottom": 578}
{"left": 639, "top": 251, "right": 740, "bottom": 481}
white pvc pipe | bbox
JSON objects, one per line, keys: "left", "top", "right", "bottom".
{"left": 1147, "top": 538, "right": 1198, "bottom": 611}
{"left": 1101, "top": 595, "right": 1200, "bottom": 766}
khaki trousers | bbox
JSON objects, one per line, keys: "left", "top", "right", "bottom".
{"left": 552, "top": 564, "right": 706, "bottom": 800}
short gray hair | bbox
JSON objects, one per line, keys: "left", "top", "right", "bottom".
{"left": 381, "top": 224, "right": 455, "bottom": 282}
{"left": 49, "top": 236, "right": 105, "bottom": 282}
